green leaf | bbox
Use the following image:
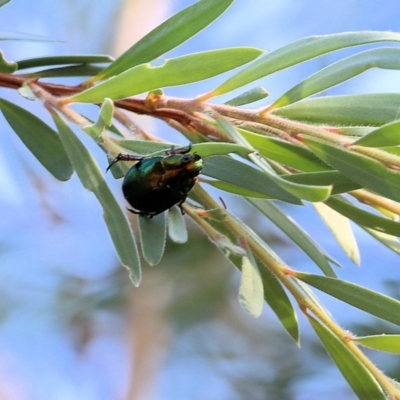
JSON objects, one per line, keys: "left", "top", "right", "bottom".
{"left": 214, "top": 119, "right": 333, "bottom": 202}
{"left": 272, "top": 48, "right": 400, "bottom": 108}
{"left": 313, "top": 202, "right": 360, "bottom": 265}
{"left": 239, "top": 253, "right": 264, "bottom": 318}
{"left": 202, "top": 209, "right": 246, "bottom": 261}
{"left": 0, "top": 50, "right": 16, "bottom": 72}
{"left": 192, "top": 142, "right": 253, "bottom": 158}
{"left": 297, "top": 272, "right": 400, "bottom": 326}
{"left": 138, "top": 213, "right": 167, "bottom": 266}
{"left": 205, "top": 207, "right": 296, "bottom": 336}
{"left": 248, "top": 199, "right": 338, "bottom": 277}
{"left": 341, "top": 126, "right": 376, "bottom": 137}
{"left": 239, "top": 129, "right": 330, "bottom": 172}
{"left": 208, "top": 31, "right": 400, "bottom": 98}
{"left": 224, "top": 86, "right": 269, "bottom": 106}
{"left": 295, "top": 278, "right": 332, "bottom": 317}
{"left": 308, "top": 315, "right": 386, "bottom": 400}
{"left": 210, "top": 206, "right": 300, "bottom": 345}
{"left": 117, "top": 140, "right": 173, "bottom": 155}
{"left": 90, "top": 0, "right": 234, "bottom": 82}
{"left": 303, "top": 136, "right": 400, "bottom": 203}
{"left": 16, "top": 54, "right": 113, "bottom": 70}
{"left": 70, "top": 48, "right": 263, "bottom": 103}
{"left": 326, "top": 196, "right": 400, "bottom": 237}
{"left": 363, "top": 228, "right": 400, "bottom": 255}
{"left": 24, "top": 64, "right": 105, "bottom": 78}
{"left": 273, "top": 94, "right": 400, "bottom": 126}
{"left": 0, "top": 99, "right": 73, "bottom": 181}
{"left": 356, "top": 335, "right": 400, "bottom": 354}
{"left": 202, "top": 156, "right": 302, "bottom": 204}
{"left": 17, "top": 85, "right": 36, "bottom": 101}
{"left": 83, "top": 99, "right": 114, "bottom": 141}
{"left": 0, "top": 31, "right": 60, "bottom": 42}
{"left": 0, "top": 0, "right": 10, "bottom": 7}
{"left": 264, "top": 169, "right": 332, "bottom": 203}
{"left": 257, "top": 259, "right": 299, "bottom": 343}
{"left": 52, "top": 112, "right": 141, "bottom": 285}
{"left": 231, "top": 216, "right": 299, "bottom": 341}
{"left": 115, "top": 140, "right": 251, "bottom": 159}
{"left": 168, "top": 206, "right": 188, "bottom": 244}
{"left": 203, "top": 178, "right": 275, "bottom": 199}
{"left": 353, "top": 120, "right": 400, "bottom": 147}
{"left": 214, "top": 120, "right": 331, "bottom": 202}
{"left": 383, "top": 146, "right": 400, "bottom": 157}
{"left": 283, "top": 170, "right": 361, "bottom": 194}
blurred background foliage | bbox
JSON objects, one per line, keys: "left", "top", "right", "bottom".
{"left": 1, "top": 1, "right": 400, "bottom": 399}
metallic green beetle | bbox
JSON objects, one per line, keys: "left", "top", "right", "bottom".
{"left": 107, "top": 145, "right": 203, "bottom": 218}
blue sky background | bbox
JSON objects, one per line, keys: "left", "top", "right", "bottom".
{"left": 0, "top": 1, "right": 400, "bottom": 399}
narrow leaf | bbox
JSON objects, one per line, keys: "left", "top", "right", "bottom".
{"left": 228, "top": 213, "right": 300, "bottom": 335}
{"left": 353, "top": 120, "right": 400, "bottom": 147}
{"left": 297, "top": 272, "right": 400, "bottom": 326}
{"left": 199, "top": 125, "right": 331, "bottom": 202}
{"left": 295, "top": 278, "right": 332, "bottom": 317}
{"left": 283, "top": 170, "right": 361, "bottom": 194}
{"left": 25, "top": 64, "right": 104, "bottom": 78}
{"left": 71, "top": 48, "right": 263, "bottom": 103}
{"left": 239, "top": 254, "right": 264, "bottom": 317}
{"left": 0, "top": 50, "right": 16, "bottom": 72}
{"left": 168, "top": 206, "right": 188, "bottom": 243}
{"left": 0, "top": 99, "right": 73, "bottom": 181}
{"left": 117, "top": 140, "right": 173, "bottom": 155}
{"left": 115, "top": 140, "right": 249, "bottom": 160}
{"left": 239, "top": 129, "right": 330, "bottom": 172}
{"left": 327, "top": 196, "right": 400, "bottom": 237}
{"left": 203, "top": 178, "right": 276, "bottom": 199}
{"left": 52, "top": 112, "right": 141, "bottom": 285}
{"left": 308, "top": 315, "right": 386, "bottom": 400}
{"left": 356, "top": 335, "right": 400, "bottom": 354}
{"left": 138, "top": 213, "right": 167, "bottom": 266}
{"left": 225, "top": 86, "right": 269, "bottom": 106}
{"left": 0, "top": 31, "right": 60, "bottom": 42}
{"left": 248, "top": 198, "right": 338, "bottom": 277}
{"left": 90, "top": 0, "right": 234, "bottom": 82}
{"left": 273, "top": 94, "right": 400, "bottom": 126}
{"left": 313, "top": 202, "right": 360, "bottom": 265}
{"left": 207, "top": 31, "right": 400, "bottom": 98}
{"left": 303, "top": 136, "right": 400, "bottom": 203}
{"left": 202, "top": 209, "right": 246, "bottom": 260}
{"left": 83, "top": 98, "right": 114, "bottom": 141}
{"left": 16, "top": 54, "right": 113, "bottom": 70}
{"left": 363, "top": 227, "right": 400, "bottom": 255}
{"left": 0, "top": 0, "right": 10, "bottom": 7}
{"left": 263, "top": 168, "right": 332, "bottom": 203}
{"left": 202, "top": 156, "right": 302, "bottom": 204}
{"left": 192, "top": 142, "right": 253, "bottom": 158}
{"left": 272, "top": 48, "right": 400, "bottom": 109}
{"left": 257, "top": 259, "right": 299, "bottom": 343}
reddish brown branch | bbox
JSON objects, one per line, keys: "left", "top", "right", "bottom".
{"left": 0, "top": 72, "right": 344, "bottom": 145}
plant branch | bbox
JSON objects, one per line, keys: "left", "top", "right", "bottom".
{"left": 0, "top": 72, "right": 352, "bottom": 148}
{"left": 186, "top": 184, "right": 400, "bottom": 399}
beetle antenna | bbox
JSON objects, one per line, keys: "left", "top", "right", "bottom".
{"left": 166, "top": 143, "right": 192, "bottom": 156}
{"left": 106, "top": 155, "right": 122, "bottom": 172}
{"left": 106, "top": 153, "right": 144, "bottom": 172}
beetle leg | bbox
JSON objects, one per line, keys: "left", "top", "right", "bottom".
{"left": 127, "top": 207, "right": 159, "bottom": 219}
{"left": 106, "top": 153, "right": 144, "bottom": 172}
{"left": 165, "top": 143, "right": 192, "bottom": 156}
{"left": 177, "top": 197, "right": 187, "bottom": 215}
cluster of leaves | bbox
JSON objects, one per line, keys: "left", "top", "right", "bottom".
{"left": 2, "top": 0, "right": 400, "bottom": 398}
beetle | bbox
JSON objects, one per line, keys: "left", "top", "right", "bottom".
{"left": 107, "top": 145, "right": 203, "bottom": 218}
